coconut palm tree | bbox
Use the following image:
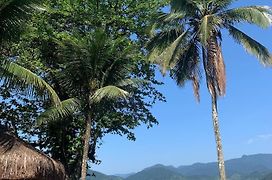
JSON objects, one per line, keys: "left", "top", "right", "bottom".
{"left": 37, "top": 30, "right": 141, "bottom": 180}
{"left": 147, "top": 1, "right": 272, "bottom": 179}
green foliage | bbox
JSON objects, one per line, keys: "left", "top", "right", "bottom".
{"left": 91, "top": 86, "right": 129, "bottom": 103}
{"left": 148, "top": 0, "right": 272, "bottom": 98}
{"left": 0, "top": 0, "right": 43, "bottom": 42}
{"left": 227, "top": 25, "right": 271, "bottom": 65}
{"left": 0, "top": 60, "right": 61, "bottom": 105}
{"left": 0, "top": 0, "right": 166, "bottom": 179}
{"left": 0, "top": 85, "right": 43, "bottom": 138}
{"left": 222, "top": 6, "right": 272, "bottom": 28}
{"left": 37, "top": 98, "right": 81, "bottom": 124}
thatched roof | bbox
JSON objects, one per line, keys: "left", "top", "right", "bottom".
{"left": 0, "top": 130, "right": 66, "bottom": 180}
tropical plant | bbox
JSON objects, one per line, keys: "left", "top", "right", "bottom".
{"left": 37, "top": 30, "right": 144, "bottom": 180}
{"left": 147, "top": 0, "right": 272, "bottom": 179}
{"left": 0, "top": 0, "right": 43, "bottom": 42}
{"left": 0, "top": 0, "right": 59, "bottom": 105}
{"left": 0, "top": 1, "right": 165, "bottom": 178}
{"left": 0, "top": 60, "right": 60, "bottom": 104}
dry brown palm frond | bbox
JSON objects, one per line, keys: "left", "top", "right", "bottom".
{"left": 207, "top": 35, "right": 226, "bottom": 97}
{"left": 202, "top": 45, "right": 216, "bottom": 99}
{"left": 215, "top": 43, "right": 226, "bottom": 96}
{"left": 192, "top": 73, "right": 200, "bottom": 102}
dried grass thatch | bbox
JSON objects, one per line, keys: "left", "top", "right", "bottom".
{"left": 0, "top": 130, "right": 66, "bottom": 180}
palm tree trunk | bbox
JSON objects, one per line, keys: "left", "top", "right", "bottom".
{"left": 81, "top": 113, "right": 92, "bottom": 180}
{"left": 211, "top": 96, "right": 226, "bottom": 180}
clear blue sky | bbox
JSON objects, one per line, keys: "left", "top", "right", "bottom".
{"left": 93, "top": 0, "right": 272, "bottom": 175}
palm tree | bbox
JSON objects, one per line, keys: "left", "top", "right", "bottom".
{"left": 37, "top": 30, "right": 141, "bottom": 180}
{"left": 147, "top": 1, "right": 272, "bottom": 179}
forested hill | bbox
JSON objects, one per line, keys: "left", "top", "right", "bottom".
{"left": 90, "top": 154, "right": 272, "bottom": 180}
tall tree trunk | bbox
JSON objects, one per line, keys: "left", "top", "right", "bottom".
{"left": 211, "top": 96, "right": 226, "bottom": 180}
{"left": 81, "top": 113, "right": 92, "bottom": 180}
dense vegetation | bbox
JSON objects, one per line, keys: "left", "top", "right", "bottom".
{"left": 0, "top": 0, "right": 167, "bottom": 179}
{"left": 0, "top": 0, "right": 271, "bottom": 180}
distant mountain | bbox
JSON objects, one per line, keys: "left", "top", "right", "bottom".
{"left": 177, "top": 154, "right": 272, "bottom": 178}
{"left": 144, "top": 164, "right": 177, "bottom": 172}
{"left": 114, "top": 173, "right": 135, "bottom": 178}
{"left": 91, "top": 154, "right": 272, "bottom": 180}
{"left": 125, "top": 166, "right": 186, "bottom": 180}
{"left": 87, "top": 170, "right": 123, "bottom": 180}
{"left": 262, "top": 173, "right": 272, "bottom": 180}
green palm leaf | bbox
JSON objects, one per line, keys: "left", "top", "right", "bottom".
{"left": 147, "top": 26, "right": 185, "bottom": 52}
{"left": 158, "top": 11, "right": 185, "bottom": 24}
{"left": 37, "top": 98, "right": 81, "bottom": 125}
{"left": 228, "top": 25, "right": 272, "bottom": 65}
{"left": 212, "top": 0, "right": 235, "bottom": 9}
{"left": 198, "top": 15, "right": 222, "bottom": 46}
{"left": 171, "top": 0, "right": 201, "bottom": 14}
{"left": 0, "top": 0, "right": 44, "bottom": 41}
{"left": 199, "top": 15, "right": 211, "bottom": 46}
{"left": 171, "top": 40, "right": 200, "bottom": 87}
{"left": 1, "top": 61, "right": 61, "bottom": 105}
{"left": 91, "top": 86, "right": 129, "bottom": 103}
{"left": 221, "top": 6, "right": 272, "bottom": 28}
{"left": 117, "top": 78, "right": 147, "bottom": 88}
{"left": 149, "top": 31, "right": 189, "bottom": 74}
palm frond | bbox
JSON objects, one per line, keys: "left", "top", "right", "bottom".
{"left": 117, "top": 78, "right": 148, "bottom": 88}
{"left": 147, "top": 26, "right": 185, "bottom": 52}
{"left": 221, "top": 6, "right": 272, "bottom": 28}
{"left": 192, "top": 73, "right": 200, "bottom": 102}
{"left": 198, "top": 15, "right": 222, "bottom": 46}
{"left": 212, "top": 0, "right": 235, "bottom": 9}
{"left": 37, "top": 98, "right": 81, "bottom": 125}
{"left": 207, "top": 38, "right": 226, "bottom": 96}
{"left": 0, "top": 60, "right": 61, "bottom": 105}
{"left": 228, "top": 25, "right": 272, "bottom": 65}
{"left": 199, "top": 15, "right": 211, "bottom": 46}
{"left": 91, "top": 86, "right": 129, "bottom": 103}
{"left": 0, "top": 0, "right": 44, "bottom": 41}
{"left": 149, "top": 31, "right": 189, "bottom": 74}
{"left": 171, "top": 40, "right": 200, "bottom": 87}
{"left": 171, "top": 0, "right": 201, "bottom": 15}
{"left": 158, "top": 11, "right": 185, "bottom": 24}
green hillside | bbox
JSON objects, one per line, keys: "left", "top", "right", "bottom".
{"left": 177, "top": 154, "right": 272, "bottom": 178}
{"left": 87, "top": 170, "right": 123, "bottom": 180}
{"left": 91, "top": 154, "right": 272, "bottom": 180}
{"left": 125, "top": 167, "right": 186, "bottom": 180}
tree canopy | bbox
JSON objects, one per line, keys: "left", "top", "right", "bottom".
{"left": 0, "top": 0, "right": 167, "bottom": 179}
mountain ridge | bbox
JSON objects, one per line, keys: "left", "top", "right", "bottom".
{"left": 90, "top": 154, "right": 272, "bottom": 180}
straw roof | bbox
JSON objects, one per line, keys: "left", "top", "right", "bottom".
{"left": 0, "top": 130, "right": 66, "bottom": 180}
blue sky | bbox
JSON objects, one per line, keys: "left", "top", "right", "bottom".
{"left": 93, "top": 0, "right": 272, "bottom": 175}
